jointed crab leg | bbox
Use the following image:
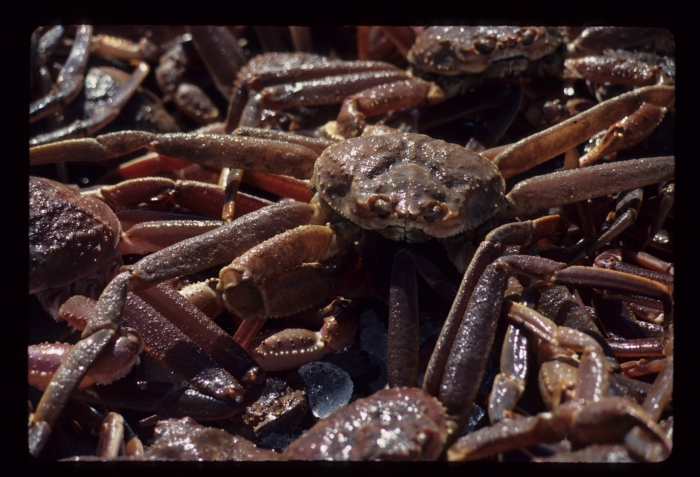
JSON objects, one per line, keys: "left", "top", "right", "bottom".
{"left": 446, "top": 303, "right": 672, "bottom": 461}
{"left": 425, "top": 215, "right": 569, "bottom": 401}
{"left": 493, "top": 85, "right": 675, "bottom": 179}
{"left": 30, "top": 25, "right": 92, "bottom": 124}
{"left": 488, "top": 323, "right": 529, "bottom": 423}
{"left": 30, "top": 130, "right": 319, "bottom": 179}
{"left": 30, "top": 61, "right": 151, "bottom": 147}
{"left": 30, "top": 328, "right": 115, "bottom": 455}
{"left": 423, "top": 247, "right": 672, "bottom": 443}
{"left": 499, "top": 156, "right": 674, "bottom": 219}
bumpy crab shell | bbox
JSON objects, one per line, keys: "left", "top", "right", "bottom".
{"left": 29, "top": 177, "right": 122, "bottom": 294}
{"left": 408, "top": 26, "right": 562, "bottom": 75}
{"left": 312, "top": 133, "right": 505, "bottom": 242}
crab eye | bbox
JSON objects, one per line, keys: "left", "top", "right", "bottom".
{"left": 424, "top": 204, "right": 443, "bottom": 222}
{"left": 373, "top": 198, "right": 392, "bottom": 218}
{"left": 474, "top": 37, "right": 496, "bottom": 55}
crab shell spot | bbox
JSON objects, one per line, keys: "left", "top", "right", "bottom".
{"left": 315, "top": 133, "right": 504, "bottom": 240}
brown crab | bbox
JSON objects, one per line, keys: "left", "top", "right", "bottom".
{"left": 29, "top": 72, "right": 674, "bottom": 455}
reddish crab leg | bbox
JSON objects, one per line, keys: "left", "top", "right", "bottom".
{"left": 30, "top": 130, "right": 319, "bottom": 179}
{"left": 424, "top": 248, "right": 672, "bottom": 445}
{"left": 135, "top": 283, "right": 263, "bottom": 387}
{"left": 424, "top": 215, "right": 570, "bottom": 400}
{"left": 386, "top": 250, "right": 420, "bottom": 388}
{"left": 225, "top": 53, "right": 405, "bottom": 131}
{"left": 499, "top": 156, "right": 674, "bottom": 219}
{"left": 493, "top": 85, "right": 675, "bottom": 179}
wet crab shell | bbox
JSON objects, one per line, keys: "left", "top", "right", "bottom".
{"left": 408, "top": 26, "right": 562, "bottom": 75}
{"left": 29, "top": 177, "right": 122, "bottom": 294}
{"left": 312, "top": 133, "right": 505, "bottom": 242}
{"left": 282, "top": 387, "right": 448, "bottom": 461}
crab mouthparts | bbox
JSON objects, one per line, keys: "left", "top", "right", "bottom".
{"left": 353, "top": 163, "right": 462, "bottom": 240}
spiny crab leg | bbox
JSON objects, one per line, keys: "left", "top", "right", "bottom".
{"left": 493, "top": 84, "right": 675, "bottom": 179}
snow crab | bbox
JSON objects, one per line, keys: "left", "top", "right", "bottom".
{"left": 29, "top": 26, "right": 674, "bottom": 461}
{"left": 29, "top": 94, "right": 674, "bottom": 457}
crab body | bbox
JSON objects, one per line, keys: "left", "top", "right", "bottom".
{"left": 313, "top": 133, "right": 505, "bottom": 242}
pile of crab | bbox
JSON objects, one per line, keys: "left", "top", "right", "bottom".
{"left": 29, "top": 26, "right": 674, "bottom": 462}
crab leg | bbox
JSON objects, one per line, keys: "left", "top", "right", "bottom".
{"left": 249, "top": 301, "right": 357, "bottom": 371}
{"left": 425, "top": 250, "right": 672, "bottom": 443}
{"left": 499, "top": 156, "right": 674, "bottom": 219}
{"left": 225, "top": 54, "right": 404, "bottom": 130}
{"left": 386, "top": 250, "right": 421, "bottom": 388}
{"left": 125, "top": 291, "right": 254, "bottom": 400}
{"left": 73, "top": 380, "right": 247, "bottom": 421}
{"left": 136, "top": 283, "right": 263, "bottom": 385}
{"left": 30, "top": 25, "right": 92, "bottom": 124}
{"left": 30, "top": 131, "right": 319, "bottom": 180}
{"left": 219, "top": 221, "right": 360, "bottom": 319}
{"left": 493, "top": 85, "right": 675, "bottom": 179}
{"left": 188, "top": 26, "right": 247, "bottom": 101}
{"left": 335, "top": 78, "right": 440, "bottom": 138}
{"left": 425, "top": 215, "right": 569, "bottom": 400}
{"left": 95, "top": 412, "right": 125, "bottom": 459}
{"left": 578, "top": 102, "right": 668, "bottom": 167}
{"left": 30, "top": 60, "right": 151, "bottom": 147}
{"left": 562, "top": 187, "right": 644, "bottom": 265}
{"left": 30, "top": 328, "right": 115, "bottom": 456}
{"left": 446, "top": 303, "right": 671, "bottom": 461}
{"left": 488, "top": 323, "right": 529, "bottom": 423}
{"left": 186, "top": 26, "right": 249, "bottom": 219}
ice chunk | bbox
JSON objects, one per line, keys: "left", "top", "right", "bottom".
{"left": 360, "top": 326, "right": 387, "bottom": 362}
{"left": 298, "top": 362, "right": 353, "bottom": 419}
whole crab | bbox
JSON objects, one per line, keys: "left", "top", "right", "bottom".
{"left": 29, "top": 26, "right": 674, "bottom": 461}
